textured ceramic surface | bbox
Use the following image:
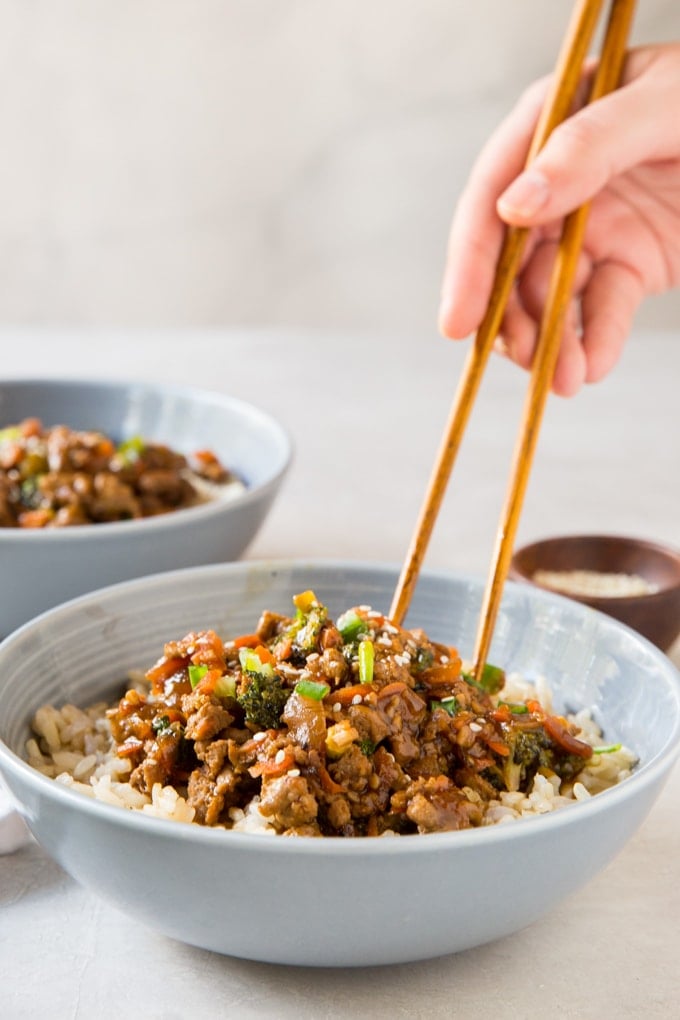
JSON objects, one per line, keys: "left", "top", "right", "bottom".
{"left": 0, "top": 561, "right": 678, "bottom": 967}
{"left": 0, "top": 379, "right": 291, "bottom": 636}
{"left": 510, "top": 535, "right": 680, "bottom": 651}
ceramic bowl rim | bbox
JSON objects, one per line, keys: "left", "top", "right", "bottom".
{"left": 0, "top": 376, "right": 293, "bottom": 541}
{"left": 511, "top": 533, "right": 680, "bottom": 604}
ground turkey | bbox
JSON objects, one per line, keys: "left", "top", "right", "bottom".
{"left": 258, "top": 774, "right": 319, "bottom": 830}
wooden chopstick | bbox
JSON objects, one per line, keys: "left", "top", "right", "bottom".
{"left": 389, "top": 0, "right": 609, "bottom": 626}
{"left": 471, "top": 0, "right": 637, "bottom": 677}
{"left": 390, "top": 0, "right": 637, "bottom": 673}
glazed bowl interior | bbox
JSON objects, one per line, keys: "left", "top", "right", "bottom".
{"left": 0, "top": 561, "right": 679, "bottom": 967}
{"left": 510, "top": 534, "right": 680, "bottom": 652}
{"left": 0, "top": 378, "right": 291, "bottom": 636}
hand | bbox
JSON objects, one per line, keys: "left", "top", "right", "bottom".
{"left": 438, "top": 44, "right": 680, "bottom": 396}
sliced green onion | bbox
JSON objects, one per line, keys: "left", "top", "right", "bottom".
{"left": 499, "top": 700, "right": 529, "bottom": 714}
{"left": 294, "top": 678, "right": 330, "bottom": 701}
{"left": 430, "top": 696, "right": 459, "bottom": 717}
{"left": 0, "top": 426, "right": 21, "bottom": 443}
{"left": 337, "top": 610, "right": 368, "bottom": 642}
{"left": 592, "top": 742, "right": 622, "bottom": 755}
{"left": 358, "top": 639, "right": 374, "bottom": 684}
{"left": 462, "top": 662, "right": 504, "bottom": 695}
{"left": 117, "top": 435, "right": 146, "bottom": 463}
{"left": 214, "top": 675, "right": 237, "bottom": 700}
{"left": 188, "top": 664, "right": 209, "bottom": 688}
{"left": 239, "top": 647, "right": 274, "bottom": 679}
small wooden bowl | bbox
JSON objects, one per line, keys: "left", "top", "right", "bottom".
{"left": 510, "top": 534, "right": 680, "bottom": 652}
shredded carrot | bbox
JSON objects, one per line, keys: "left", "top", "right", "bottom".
{"left": 17, "top": 508, "right": 53, "bottom": 528}
{"left": 249, "top": 749, "right": 296, "bottom": 778}
{"left": 146, "top": 655, "right": 188, "bottom": 689}
{"left": 487, "top": 739, "right": 510, "bottom": 757}
{"left": 490, "top": 705, "right": 512, "bottom": 724}
{"left": 331, "top": 683, "right": 375, "bottom": 706}
{"left": 19, "top": 417, "right": 42, "bottom": 438}
{"left": 231, "top": 633, "right": 261, "bottom": 649}
{"left": 254, "top": 644, "right": 275, "bottom": 666}
{"left": 318, "top": 765, "right": 346, "bottom": 795}
{"left": 117, "top": 738, "right": 145, "bottom": 758}
{"left": 194, "top": 668, "right": 223, "bottom": 695}
{"left": 273, "top": 637, "right": 293, "bottom": 660}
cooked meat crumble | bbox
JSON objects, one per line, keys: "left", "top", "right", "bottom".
{"left": 0, "top": 417, "right": 241, "bottom": 527}
{"left": 97, "top": 591, "right": 597, "bottom": 836}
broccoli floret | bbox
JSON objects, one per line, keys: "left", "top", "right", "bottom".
{"left": 504, "top": 726, "right": 587, "bottom": 791}
{"left": 237, "top": 673, "right": 290, "bottom": 730}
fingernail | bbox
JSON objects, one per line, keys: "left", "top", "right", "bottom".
{"left": 498, "top": 170, "right": 550, "bottom": 218}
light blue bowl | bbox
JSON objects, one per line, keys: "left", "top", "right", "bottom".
{"left": 0, "top": 378, "right": 291, "bottom": 635}
{"left": 0, "top": 561, "right": 678, "bottom": 966}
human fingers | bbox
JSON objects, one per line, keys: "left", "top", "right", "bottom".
{"left": 439, "top": 77, "right": 551, "bottom": 338}
{"left": 497, "top": 46, "right": 680, "bottom": 227}
{"left": 580, "top": 260, "right": 645, "bottom": 383}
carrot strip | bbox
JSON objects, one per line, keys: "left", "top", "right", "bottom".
{"left": 318, "top": 765, "right": 346, "bottom": 795}
{"left": 230, "top": 633, "right": 261, "bottom": 649}
{"left": 249, "top": 749, "right": 296, "bottom": 778}
{"left": 331, "top": 683, "right": 375, "bottom": 706}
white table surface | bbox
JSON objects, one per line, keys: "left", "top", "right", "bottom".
{"left": 1, "top": 326, "right": 679, "bottom": 1019}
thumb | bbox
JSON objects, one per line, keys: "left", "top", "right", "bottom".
{"left": 496, "top": 73, "right": 673, "bottom": 225}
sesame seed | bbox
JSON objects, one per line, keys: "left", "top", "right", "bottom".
{"left": 359, "top": 604, "right": 372, "bottom": 612}
{"left": 383, "top": 623, "right": 398, "bottom": 634}
{"left": 351, "top": 694, "right": 363, "bottom": 705}
{"left": 333, "top": 702, "right": 342, "bottom": 712}
{"left": 274, "top": 749, "right": 286, "bottom": 764}
{"left": 306, "top": 653, "right": 320, "bottom": 662}
{"left": 288, "top": 768, "right": 301, "bottom": 777}
{"left": 469, "top": 722, "right": 482, "bottom": 733}
{"left": 441, "top": 655, "right": 449, "bottom": 663}
{"left": 367, "top": 610, "right": 382, "bottom": 618}
{"left": 253, "top": 732, "right": 267, "bottom": 742}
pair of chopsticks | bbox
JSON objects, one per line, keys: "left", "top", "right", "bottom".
{"left": 389, "top": 0, "right": 637, "bottom": 676}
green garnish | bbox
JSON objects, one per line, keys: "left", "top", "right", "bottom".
{"left": 214, "top": 675, "right": 237, "bottom": 700}
{"left": 359, "top": 738, "right": 377, "bottom": 756}
{"left": 239, "top": 647, "right": 275, "bottom": 680}
{"left": 188, "top": 664, "right": 209, "bottom": 688}
{"left": 294, "top": 678, "right": 330, "bottom": 701}
{"left": 413, "top": 646, "right": 434, "bottom": 672}
{"left": 117, "top": 435, "right": 146, "bottom": 464}
{"left": 358, "top": 639, "right": 374, "bottom": 684}
{"left": 592, "top": 743, "right": 622, "bottom": 754}
{"left": 337, "top": 610, "right": 368, "bottom": 643}
{"left": 462, "top": 662, "right": 505, "bottom": 695}
{"left": 430, "top": 696, "right": 459, "bottom": 717}
{"left": 499, "top": 700, "right": 529, "bottom": 714}
{"left": 152, "top": 715, "right": 172, "bottom": 734}
{"left": 0, "top": 426, "right": 21, "bottom": 443}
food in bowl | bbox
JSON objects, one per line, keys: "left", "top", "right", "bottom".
{"left": 27, "top": 590, "right": 635, "bottom": 837}
{"left": 0, "top": 378, "right": 291, "bottom": 636}
{"left": 0, "top": 417, "right": 244, "bottom": 528}
{"left": 2, "top": 561, "right": 678, "bottom": 966}
{"left": 531, "top": 569, "right": 658, "bottom": 598}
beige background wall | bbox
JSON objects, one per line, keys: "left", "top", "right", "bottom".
{"left": 1, "top": 0, "right": 679, "bottom": 338}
